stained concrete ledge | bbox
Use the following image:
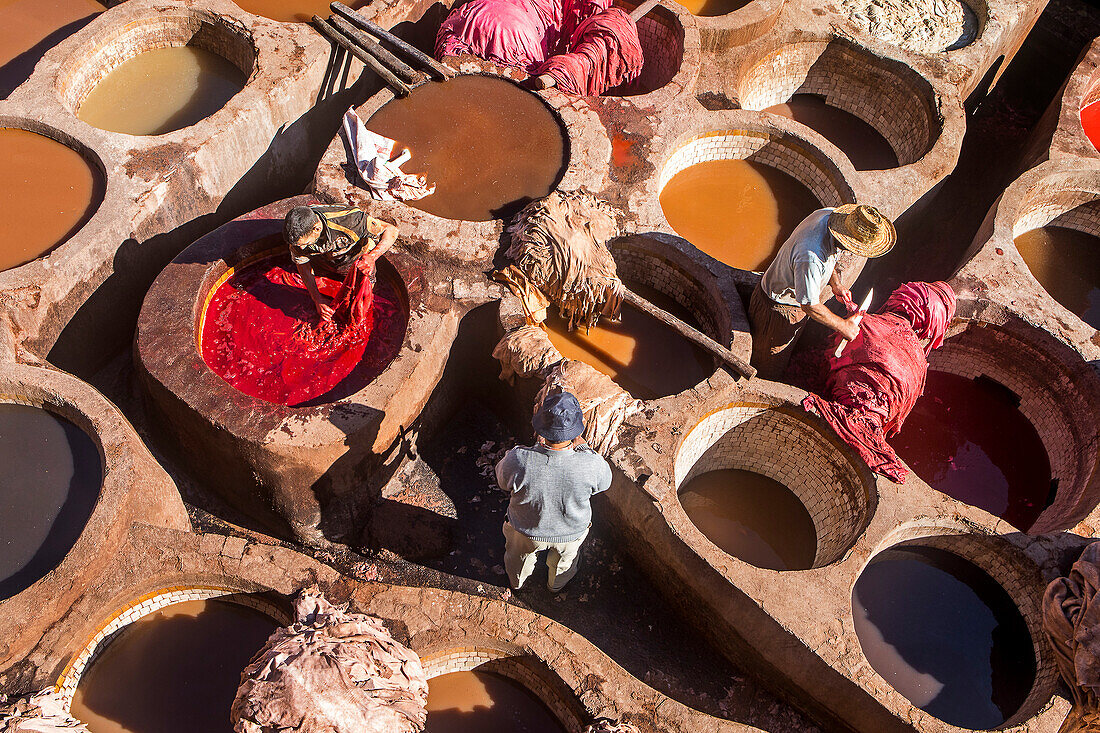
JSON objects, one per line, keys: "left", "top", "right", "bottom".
{"left": 0, "top": 520, "right": 770, "bottom": 733}
{"left": 135, "top": 195, "right": 491, "bottom": 546}
{"left": 1021, "top": 36, "right": 1100, "bottom": 171}
{"left": 0, "top": 0, "right": 368, "bottom": 369}
{"left": 0, "top": 360, "right": 187, "bottom": 681}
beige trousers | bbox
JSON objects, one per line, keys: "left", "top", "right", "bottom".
{"left": 502, "top": 521, "right": 589, "bottom": 591}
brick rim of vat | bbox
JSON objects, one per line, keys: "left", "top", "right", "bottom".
{"left": 53, "top": 585, "right": 290, "bottom": 709}
{"left": 852, "top": 526, "right": 1060, "bottom": 729}
{"left": 735, "top": 37, "right": 944, "bottom": 170}
{"left": 603, "top": 0, "right": 701, "bottom": 108}
{"left": 53, "top": 5, "right": 258, "bottom": 135}
{"left": 494, "top": 232, "right": 744, "bottom": 407}
{"left": 418, "top": 644, "right": 587, "bottom": 731}
{"left": 312, "top": 67, "right": 610, "bottom": 259}
{"left": 0, "top": 363, "right": 183, "bottom": 632}
{"left": 670, "top": 399, "right": 876, "bottom": 569}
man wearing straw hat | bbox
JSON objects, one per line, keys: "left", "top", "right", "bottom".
{"left": 749, "top": 204, "right": 896, "bottom": 381}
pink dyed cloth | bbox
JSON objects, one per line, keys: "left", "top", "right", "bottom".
{"left": 801, "top": 281, "right": 956, "bottom": 482}
{"left": 434, "top": 0, "right": 638, "bottom": 95}
{"left": 535, "top": 7, "right": 643, "bottom": 95}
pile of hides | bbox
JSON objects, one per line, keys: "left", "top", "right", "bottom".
{"left": 434, "top": 0, "right": 642, "bottom": 96}
{"left": 492, "top": 324, "right": 563, "bottom": 383}
{"left": 584, "top": 720, "right": 640, "bottom": 733}
{"left": 231, "top": 586, "right": 428, "bottom": 733}
{"left": 340, "top": 109, "right": 435, "bottom": 201}
{"left": 534, "top": 361, "right": 640, "bottom": 455}
{"left": 0, "top": 690, "right": 91, "bottom": 732}
{"left": 499, "top": 190, "right": 623, "bottom": 331}
{"left": 1044, "top": 541, "right": 1100, "bottom": 733}
{"left": 801, "top": 281, "right": 956, "bottom": 483}
{"left": 834, "top": 0, "right": 978, "bottom": 53}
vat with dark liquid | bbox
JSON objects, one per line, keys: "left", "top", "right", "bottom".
{"left": 70, "top": 598, "right": 278, "bottom": 733}
{"left": 1014, "top": 225, "right": 1100, "bottom": 329}
{"left": 0, "top": 0, "right": 103, "bottom": 96}
{"left": 852, "top": 544, "right": 1035, "bottom": 729}
{"left": 542, "top": 282, "right": 713, "bottom": 399}
{"left": 659, "top": 159, "right": 819, "bottom": 271}
{"left": 77, "top": 46, "right": 247, "bottom": 135}
{"left": 0, "top": 128, "right": 103, "bottom": 271}
{"left": 426, "top": 670, "right": 566, "bottom": 733}
{"left": 678, "top": 468, "right": 817, "bottom": 570}
{"left": 764, "top": 94, "right": 899, "bottom": 171}
{"left": 230, "top": 0, "right": 366, "bottom": 22}
{"left": 0, "top": 403, "right": 100, "bottom": 599}
{"left": 366, "top": 75, "right": 567, "bottom": 221}
{"left": 890, "top": 371, "right": 1051, "bottom": 531}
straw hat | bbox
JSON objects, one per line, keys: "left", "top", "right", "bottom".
{"left": 827, "top": 204, "right": 896, "bottom": 258}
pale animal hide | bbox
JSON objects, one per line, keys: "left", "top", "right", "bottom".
{"left": 0, "top": 690, "right": 91, "bottom": 732}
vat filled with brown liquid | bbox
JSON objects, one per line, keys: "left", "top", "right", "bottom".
{"left": 542, "top": 282, "right": 713, "bottom": 399}
{"left": 890, "top": 371, "right": 1051, "bottom": 531}
{"left": 0, "top": 128, "right": 103, "bottom": 270}
{"left": 366, "top": 75, "right": 567, "bottom": 221}
{"left": 1014, "top": 225, "right": 1100, "bottom": 329}
{"left": 70, "top": 598, "right": 278, "bottom": 733}
{"left": 0, "top": 403, "right": 100, "bottom": 599}
{"left": 77, "top": 46, "right": 247, "bottom": 135}
{"left": 229, "top": 0, "right": 367, "bottom": 23}
{"left": 659, "top": 159, "right": 819, "bottom": 271}
{"left": 672, "top": 0, "right": 749, "bottom": 15}
{"left": 764, "top": 94, "right": 898, "bottom": 171}
{"left": 852, "top": 544, "right": 1036, "bottom": 729}
{"left": 426, "top": 670, "right": 566, "bottom": 733}
{"left": 678, "top": 468, "right": 817, "bottom": 570}
{"left": 0, "top": 0, "right": 103, "bottom": 96}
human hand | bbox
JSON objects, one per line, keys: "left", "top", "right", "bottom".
{"left": 317, "top": 302, "right": 335, "bottom": 321}
{"left": 838, "top": 314, "right": 861, "bottom": 342}
{"left": 832, "top": 283, "right": 853, "bottom": 307}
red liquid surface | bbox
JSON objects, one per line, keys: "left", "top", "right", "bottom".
{"left": 1082, "top": 99, "right": 1100, "bottom": 153}
{"left": 200, "top": 254, "right": 407, "bottom": 407}
{"left": 890, "top": 371, "right": 1051, "bottom": 531}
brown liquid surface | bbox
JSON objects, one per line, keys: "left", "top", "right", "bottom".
{"left": 0, "top": 128, "right": 102, "bottom": 270}
{"left": 679, "top": 468, "right": 817, "bottom": 570}
{"left": 673, "top": 0, "right": 749, "bottom": 15}
{"left": 659, "top": 158, "right": 819, "bottom": 271}
{"left": 853, "top": 545, "right": 1035, "bottom": 729}
{"left": 1014, "top": 226, "right": 1100, "bottom": 329}
{"left": 71, "top": 599, "right": 277, "bottom": 733}
{"left": 0, "top": 0, "right": 103, "bottom": 96}
{"left": 78, "top": 46, "right": 246, "bottom": 135}
{"left": 543, "top": 282, "right": 713, "bottom": 399}
{"left": 366, "top": 75, "right": 566, "bottom": 221}
{"left": 426, "top": 670, "right": 566, "bottom": 733}
{"left": 230, "top": 0, "right": 367, "bottom": 23}
{"left": 0, "top": 403, "right": 100, "bottom": 600}
{"left": 764, "top": 94, "right": 899, "bottom": 171}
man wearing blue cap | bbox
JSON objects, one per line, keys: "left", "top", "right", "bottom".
{"left": 495, "top": 391, "right": 613, "bottom": 592}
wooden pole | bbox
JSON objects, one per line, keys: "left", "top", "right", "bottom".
{"left": 312, "top": 17, "right": 411, "bottom": 96}
{"left": 329, "top": 3, "right": 456, "bottom": 80}
{"left": 620, "top": 288, "right": 756, "bottom": 380}
{"left": 328, "top": 14, "right": 419, "bottom": 83}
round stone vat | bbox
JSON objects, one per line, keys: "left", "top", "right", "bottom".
{"left": 852, "top": 532, "right": 1056, "bottom": 730}
{"left": 363, "top": 74, "right": 568, "bottom": 222}
{"left": 56, "top": 7, "right": 255, "bottom": 135}
{"left": 673, "top": 402, "right": 873, "bottom": 569}
{"left": 604, "top": 0, "right": 692, "bottom": 101}
{"left": 831, "top": 0, "right": 980, "bottom": 54}
{"left": 738, "top": 39, "right": 941, "bottom": 171}
{"left": 0, "top": 0, "right": 102, "bottom": 97}
{"left": 419, "top": 646, "right": 586, "bottom": 732}
{"left": 541, "top": 235, "right": 727, "bottom": 400}
{"left": 658, "top": 125, "right": 853, "bottom": 272}
{"left": 0, "top": 120, "right": 104, "bottom": 272}
{"left": 136, "top": 197, "right": 461, "bottom": 546}
{"left": 56, "top": 586, "right": 289, "bottom": 725}
{"left": 913, "top": 312, "right": 1100, "bottom": 534}
{"left": 230, "top": 0, "right": 368, "bottom": 23}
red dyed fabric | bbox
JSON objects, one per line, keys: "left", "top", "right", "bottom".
{"left": 536, "top": 8, "right": 643, "bottom": 96}
{"left": 435, "top": 0, "right": 563, "bottom": 70}
{"left": 801, "top": 281, "right": 957, "bottom": 482}
{"left": 201, "top": 256, "right": 405, "bottom": 407}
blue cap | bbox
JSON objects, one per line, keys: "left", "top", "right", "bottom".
{"left": 532, "top": 392, "right": 585, "bottom": 442}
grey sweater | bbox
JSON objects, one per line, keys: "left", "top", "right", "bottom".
{"left": 495, "top": 443, "right": 612, "bottom": 542}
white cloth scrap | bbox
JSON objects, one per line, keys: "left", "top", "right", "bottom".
{"left": 340, "top": 109, "right": 435, "bottom": 202}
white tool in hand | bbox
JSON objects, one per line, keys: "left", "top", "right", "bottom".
{"left": 834, "top": 288, "right": 873, "bottom": 358}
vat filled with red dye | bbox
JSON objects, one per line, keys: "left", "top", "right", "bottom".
{"left": 198, "top": 240, "right": 409, "bottom": 407}
{"left": 890, "top": 371, "right": 1052, "bottom": 531}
